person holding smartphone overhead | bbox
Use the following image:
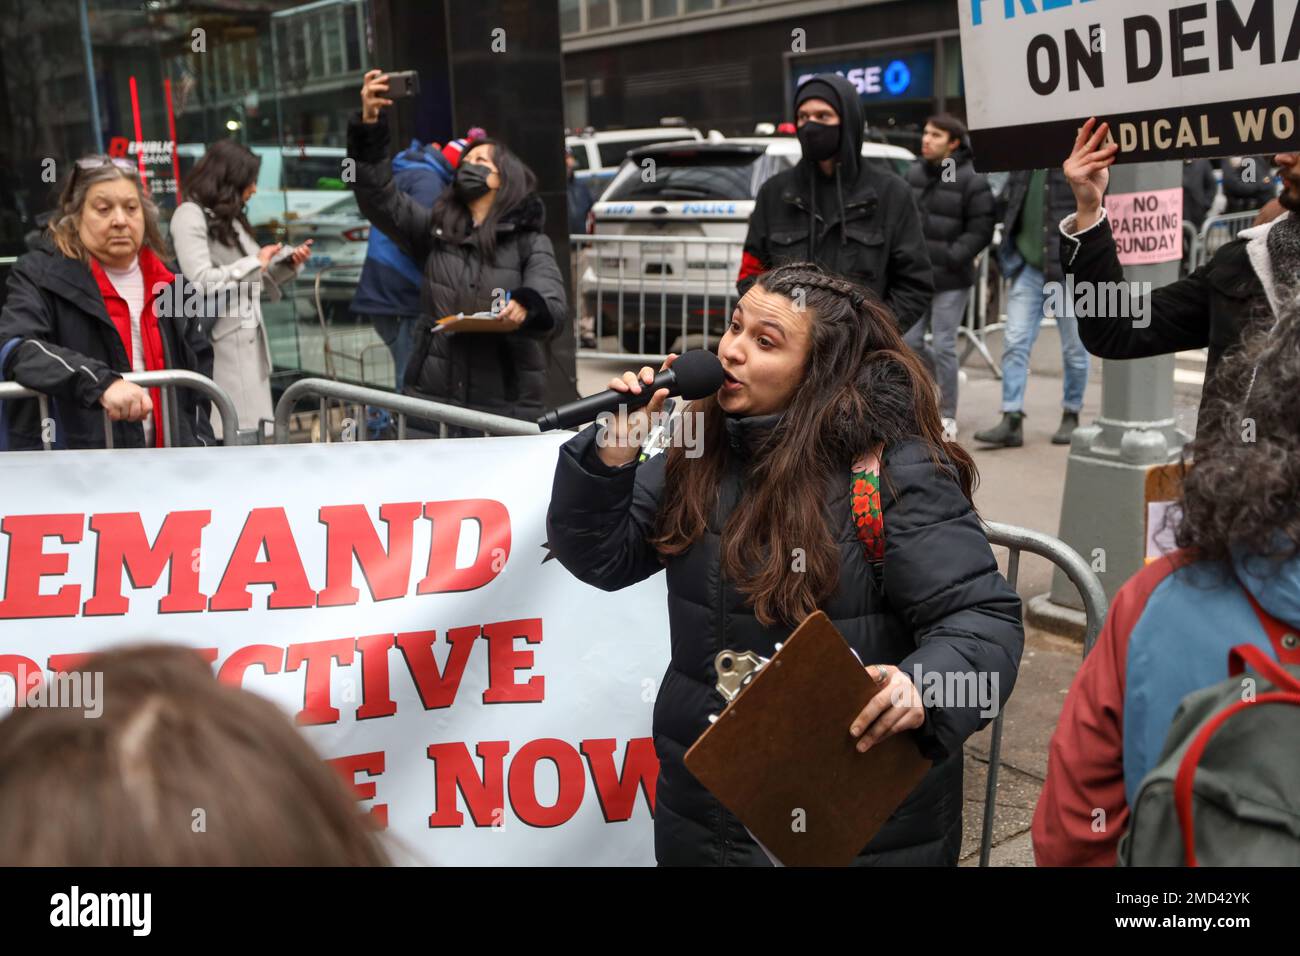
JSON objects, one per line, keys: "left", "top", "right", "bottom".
{"left": 347, "top": 70, "right": 567, "bottom": 429}
{"left": 171, "top": 140, "right": 311, "bottom": 442}
{"left": 545, "top": 261, "right": 1023, "bottom": 866}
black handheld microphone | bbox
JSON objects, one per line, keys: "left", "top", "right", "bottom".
{"left": 536, "top": 349, "right": 724, "bottom": 431}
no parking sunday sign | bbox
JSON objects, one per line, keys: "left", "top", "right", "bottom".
{"left": 959, "top": 0, "right": 1300, "bottom": 170}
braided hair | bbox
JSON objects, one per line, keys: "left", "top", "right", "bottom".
{"left": 651, "top": 261, "right": 977, "bottom": 627}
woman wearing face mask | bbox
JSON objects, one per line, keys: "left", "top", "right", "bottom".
{"left": 0, "top": 157, "right": 214, "bottom": 449}
{"left": 347, "top": 70, "right": 567, "bottom": 427}
{"left": 546, "top": 262, "right": 1024, "bottom": 866}
{"left": 171, "top": 140, "right": 312, "bottom": 442}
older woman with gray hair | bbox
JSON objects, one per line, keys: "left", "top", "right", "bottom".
{"left": 0, "top": 156, "right": 214, "bottom": 449}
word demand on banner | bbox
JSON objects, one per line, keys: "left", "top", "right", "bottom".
{"left": 0, "top": 501, "right": 511, "bottom": 618}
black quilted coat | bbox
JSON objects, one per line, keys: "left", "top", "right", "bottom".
{"left": 904, "top": 146, "right": 996, "bottom": 292}
{"left": 546, "top": 413, "right": 1024, "bottom": 866}
{"left": 348, "top": 115, "right": 567, "bottom": 421}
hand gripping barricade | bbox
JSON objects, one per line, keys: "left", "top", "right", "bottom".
{"left": 0, "top": 365, "right": 242, "bottom": 451}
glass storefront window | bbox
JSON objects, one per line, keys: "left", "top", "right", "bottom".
{"left": 651, "top": 0, "right": 678, "bottom": 19}
{"left": 617, "top": 0, "right": 645, "bottom": 25}
{"left": 560, "top": 0, "right": 581, "bottom": 34}
{"left": 587, "top": 0, "right": 612, "bottom": 30}
{"left": 0, "top": 0, "right": 400, "bottom": 394}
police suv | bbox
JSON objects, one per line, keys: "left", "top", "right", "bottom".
{"left": 578, "top": 137, "right": 914, "bottom": 354}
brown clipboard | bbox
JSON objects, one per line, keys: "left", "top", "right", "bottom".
{"left": 683, "top": 611, "right": 932, "bottom": 867}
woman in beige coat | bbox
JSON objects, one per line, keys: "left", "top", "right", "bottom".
{"left": 171, "top": 140, "right": 311, "bottom": 440}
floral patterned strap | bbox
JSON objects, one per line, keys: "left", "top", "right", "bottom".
{"left": 851, "top": 445, "right": 884, "bottom": 564}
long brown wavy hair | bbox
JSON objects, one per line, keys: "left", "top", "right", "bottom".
{"left": 1174, "top": 290, "right": 1300, "bottom": 564}
{"left": 650, "top": 262, "right": 979, "bottom": 627}
{"left": 182, "top": 139, "right": 261, "bottom": 248}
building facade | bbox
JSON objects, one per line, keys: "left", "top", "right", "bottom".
{"left": 560, "top": 0, "right": 965, "bottom": 149}
{"left": 0, "top": 0, "right": 573, "bottom": 405}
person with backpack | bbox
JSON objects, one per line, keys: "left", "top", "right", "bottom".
{"left": 1032, "top": 294, "right": 1300, "bottom": 866}
{"left": 350, "top": 134, "right": 480, "bottom": 392}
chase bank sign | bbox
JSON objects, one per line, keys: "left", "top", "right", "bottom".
{"left": 794, "top": 51, "right": 935, "bottom": 103}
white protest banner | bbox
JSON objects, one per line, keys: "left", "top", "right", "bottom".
{"left": 959, "top": 0, "right": 1300, "bottom": 170}
{"left": 0, "top": 437, "right": 669, "bottom": 866}
{"left": 1103, "top": 186, "right": 1184, "bottom": 264}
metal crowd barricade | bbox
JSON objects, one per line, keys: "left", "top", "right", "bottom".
{"left": 571, "top": 234, "right": 742, "bottom": 362}
{"left": 1197, "top": 208, "right": 1261, "bottom": 268}
{"left": 958, "top": 246, "right": 1001, "bottom": 378}
{"left": 0, "top": 369, "right": 241, "bottom": 450}
{"left": 977, "top": 521, "right": 1108, "bottom": 867}
{"left": 273, "top": 377, "right": 539, "bottom": 443}
{"left": 312, "top": 263, "right": 391, "bottom": 384}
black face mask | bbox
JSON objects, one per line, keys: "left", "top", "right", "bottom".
{"left": 454, "top": 162, "right": 494, "bottom": 202}
{"left": 797, "top": 120, "right": 841, "bottom": 162}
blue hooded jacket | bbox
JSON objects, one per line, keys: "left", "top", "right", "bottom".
{"left": 350, "top": 140, "right": 453, "bottom": 317}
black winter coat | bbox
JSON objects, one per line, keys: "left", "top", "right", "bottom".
{"left": 739, "top": 74, "right": 933, "bottom": 333}
{"left": 1181, "top": 159, "right": 1217, "bottom": 231}
{"left": 1221, "top": 157, "right": 1276, "bottom": 214}
{"left": 904, "top": 148, "right": 996, "bottom": 292}
{"left": 0, "top": 238, "right": 215, "bottom": 449}
{"left": 547, "top": 415, "right": 1024, "bottom": 866}
{"left": 998, "top": 169, "right": 1078, "bottom": 284}
{"left": 348, "top": 115, "right": 568, "bottom": 422}
{"left": 1060, "top": 210, "right": 1278, "bottom": 436}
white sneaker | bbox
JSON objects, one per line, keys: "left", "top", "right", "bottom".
{"left": 942, "top": 417, "right": 959, "bottom": 442}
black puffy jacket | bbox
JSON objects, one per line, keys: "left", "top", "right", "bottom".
{"left": 547, "top": 414, "right": 1024, "bottom": 866}
{"left": 905, "top": 148, "right": 996, "bottom": 292}
{"left": 348, "top": 115, "right": 567, "bottom": 422}
{"left": 739, "top": 74, "right": 933, "bottom": 333}
{"left": 0, "top": 238, "right": 215, "bottom": 449}
{"left": 1221, "top": 156, "right": 1276, "bottom": 214}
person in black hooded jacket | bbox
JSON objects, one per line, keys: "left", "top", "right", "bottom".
{"left": 737, "top": 74, "right": 933, "bottom": 334}
{"left": 348, "top": 70, "right": 567, "bottom": 426}
{"left": 547, "top": 262, "right": 1023, "bottom": 866}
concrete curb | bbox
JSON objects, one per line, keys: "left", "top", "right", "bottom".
{"left": 1025, "top": 591, "right": 1087, "bottom": 644}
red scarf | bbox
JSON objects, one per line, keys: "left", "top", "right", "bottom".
{"left": 89, "top": 247, "right": 174, "bottom": 448}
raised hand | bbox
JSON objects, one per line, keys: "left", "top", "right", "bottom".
{"left": 361, "top": 70, "right": 393, "bottom": 124}
{"left": 1063, "top": 117, "right": 1118, "bottom": 231}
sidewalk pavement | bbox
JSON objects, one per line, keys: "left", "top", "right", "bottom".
{"left": 576, "top": 322, "right": 1205, "bottom": 866}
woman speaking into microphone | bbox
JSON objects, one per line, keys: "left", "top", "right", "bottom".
{"left": 546, "top": 262, "right": 1023, "bottom": 866}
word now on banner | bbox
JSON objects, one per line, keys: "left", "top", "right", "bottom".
{"left": 0, "top": 436, "right": 670, "bottom": 866}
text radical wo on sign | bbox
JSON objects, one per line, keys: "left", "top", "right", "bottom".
{"left": 958, "top": 0, "right": 1300, "bottom": 171}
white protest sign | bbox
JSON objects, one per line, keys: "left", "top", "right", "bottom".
{"left": 0, "top": 437, "right": 670, "bottom": 866}
{"left": 959, "top": 0, "right": 1300, "bottom": 170}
